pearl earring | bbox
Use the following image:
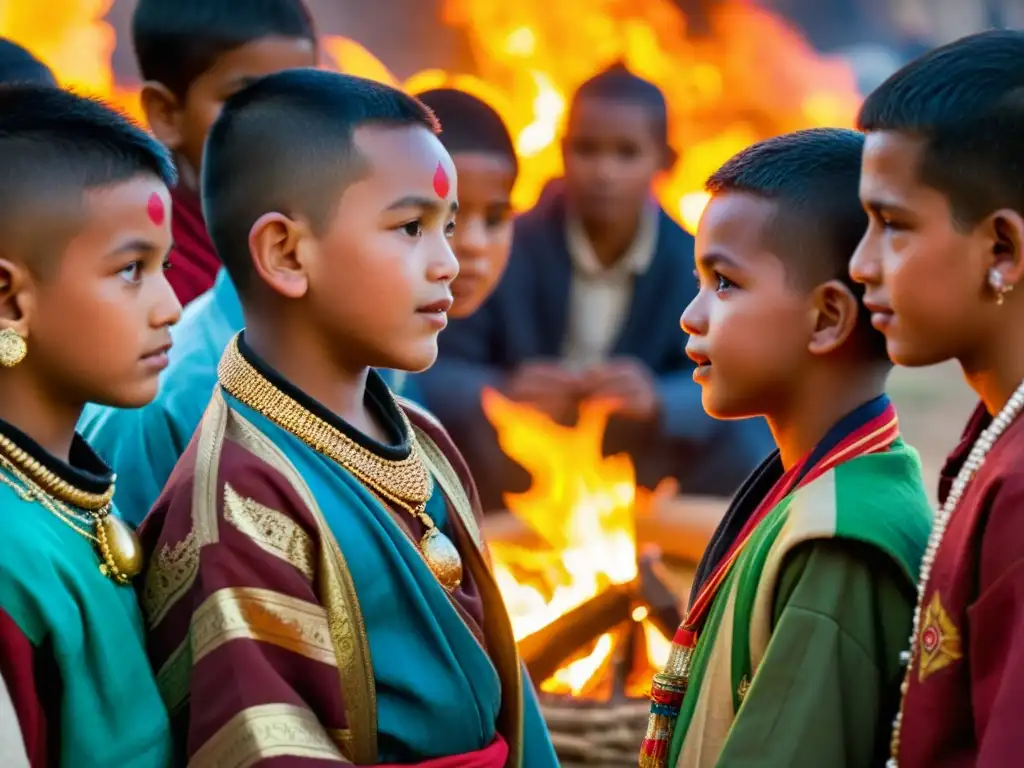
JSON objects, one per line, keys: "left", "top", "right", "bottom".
{"left": 989, "top": 269, "right": 1015, "bottom": 306}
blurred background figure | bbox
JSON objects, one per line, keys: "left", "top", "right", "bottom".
{"left": 421, "top": 65, "right": 774, "bottom": 511}
{"left": 0, "top": 37, "right": 56, "bottom": 86}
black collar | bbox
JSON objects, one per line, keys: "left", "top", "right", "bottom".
{"left": 0, "top": 416, "right": 113, "bottom": 495}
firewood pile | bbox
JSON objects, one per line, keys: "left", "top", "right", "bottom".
{"left": 541, "top": 697, "right": 651, "bottom": 767}
{"left": 483, "top": 493, "right": 726, "bottom": 766}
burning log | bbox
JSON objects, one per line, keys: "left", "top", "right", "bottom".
{"left": 519, "top": 581, "right": 635, "bottom": 684}
{"left": 638, "top": 547, "right": 684, "bottom": 640}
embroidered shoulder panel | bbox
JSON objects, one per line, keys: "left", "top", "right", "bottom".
{"left": 223, "top": 483, "right": 315, "bottom": 581}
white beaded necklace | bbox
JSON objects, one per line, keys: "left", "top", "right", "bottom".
{"left": 888, "top": 380, "right": 1024, "bottom": 766}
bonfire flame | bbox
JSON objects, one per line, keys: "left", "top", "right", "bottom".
{"left": 2, "top": 0, "right": 861, "bottom": 233}
{"left": 482, "top": 388, "right": 672, "bottom": 696}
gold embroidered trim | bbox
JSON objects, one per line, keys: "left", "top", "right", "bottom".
{"left": 191, "top": 586, "right": 336, "bottom": 668}
{"left": 223, "top": 483, "right": 315, "bottom": 581}
{"left": 410, "top": 420, "right": 483, "bottom": 552}
{"left": 327, "top": 728, "right": 355, "bottom": 758}
{"left": 218, "top": 380, "right": 377, "bottom": 762}
{"left": 189, "top": 702, "right": 349, "bottom": 767}
{"left": 918, "top": 591, "right": 963, "bottom": 682}
{"left": 737, "top": 675, "right": 751, "bottom": 703}
{"left": 142, "top": 527, "right": 199, "bottom": 628}
{"left": 156, "top": 637, "right": 192, "bottom": 715}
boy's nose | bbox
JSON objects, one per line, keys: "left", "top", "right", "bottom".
{"left": 849, "top": 235, "right": 878, "bottom": 286}
{"left": 680, "top": 294, "right": 706, "bottom": 336}
{"left": 429, "top": 241, "right": 460, "bottom": 283}
{"left": 153, "top": 275, "right": 183, "bottom": 328}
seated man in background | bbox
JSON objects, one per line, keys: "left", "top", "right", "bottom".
{"left": 419, "top": 64, "right": 773, "bottom": 511}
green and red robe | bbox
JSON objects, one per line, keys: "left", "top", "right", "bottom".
{"left": 0, "top": 422, "right": 172, "bottom": 767}
{"left": 139, "top": 335, "right": 557, "bottom": 766}
{"left": 642, "top": 396, "right": 932, "bottom": 767}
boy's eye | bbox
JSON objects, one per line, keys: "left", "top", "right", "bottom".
{"left": 486, "top": 210, "right": 512, "bottom": 229}
{"left": 402, "top": 221, "right": 423, "bottom": 238}
{"left": 162, "top": 257, "right": 173, "bottom": 271}
{"left": 445, "top": 221, "right": 456, "bottom": 239}
{"left": 118, "top": 261, "right": 142, "bottom": 285}
{"left": 715, "top": 273, "right": 735, "bottom": 293}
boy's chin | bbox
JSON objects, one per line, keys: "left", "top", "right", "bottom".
{"left": 95, "top": 379, "right": 161, "bottom": 411}
{"left": 700, "top": 388, "right": 760, "bottom": 421}
{"left": 884, "top": 337, "right": 954, "bottom": 368}
{"left": 385, "top": 341, "right": 439, "bottom": 375}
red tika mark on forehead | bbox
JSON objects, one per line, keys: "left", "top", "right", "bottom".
{"left": 147, "top": 193, "right": 166, "bottom": 226}
{"left": 432, "top": 163, "right": 450, "bottom": 198}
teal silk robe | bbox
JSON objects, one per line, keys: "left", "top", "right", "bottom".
{"left": 80, "top": 271, "right": 411, "bottom": 527}
{"left": 0, "top": 430, "right": 172, "bottom": 767}
{"left": 137, "top": 339, "right": 557, "bottom": 765}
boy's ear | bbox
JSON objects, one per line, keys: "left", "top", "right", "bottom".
{"left": 0, "top": 258, "right": 35, "bottom": 338}
{"left": 985, "top": 208, "right": 1024, "bottom": 291}
{"left": 249, "top": 213, "right": 310, "bottom": 300}
{"left": 807, "top": 279, "right": 860, "bottom": 356}
{"left": 140, "top": 81, "right": 185, "bottom": 151}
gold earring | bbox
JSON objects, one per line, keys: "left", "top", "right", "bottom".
{"left": 0, "top": 328, "right": 27, "bottom": 367}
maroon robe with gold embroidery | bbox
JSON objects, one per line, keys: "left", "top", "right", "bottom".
{"left": 136, "top": 385, "right": 526, "bottom": 766}
{"left": 896, "top": 403, "right": 1024, "bottom": 766}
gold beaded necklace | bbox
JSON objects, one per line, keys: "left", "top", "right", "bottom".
{"left": 0, "top": 433, "right": 143, "bottom": 586}
{"left": 218, "top": 336, "right": 464, "bottom": 592}
{"left": 888, "top": 381, "right": 1024, "bottom": 766}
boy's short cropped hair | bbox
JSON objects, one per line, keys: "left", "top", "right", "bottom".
{"left": 0, "top": 85, "right": 175, "bottom": 263}
{"left": 132, "top": 0, "right": 316, "bottom": 98}
{"left": 0, "top": 38, "right": 56, "bottom": 87}
{"left": 202, "top": 69, "right": 438, "bottom": 294}
{"left": 706, "top": 128, "right": 885, "bottom": 357}
{"left": 571, "top": 63, "right": 669, "bottom": 146}
{"left": 416, "top": 88, "right": 518, "bottom": 175}
{"left": 858, "top": 30, "right": 1024, "bottom": 228}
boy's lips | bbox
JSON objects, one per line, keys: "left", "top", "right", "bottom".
{"left": 863, "top": 297, "right": 895, "bottom": 331}
{"left": 685, "top": 346, "right": 712, "bottom": 382}
{"left": 416, "top": 297, "right": 453, "bottom": 330}
{"left": 416, "top": 297, "right": 453, "bottom": 314}
{"left": 140, "top": 341, "right": 172, "bottom": 371}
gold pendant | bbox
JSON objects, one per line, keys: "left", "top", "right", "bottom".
{"left": 420, "top": 527, "right": 463, "bottom": 592}
{"left": 96, "top": 514, "right": 144, "bottom": 585}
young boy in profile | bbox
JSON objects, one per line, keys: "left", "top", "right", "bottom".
{"left": 850, "top": 30, "right": 1024, "bottom": 767}
{"left": 426, "top": 64, "right": 772, "bottom": 512}
{"left": 139, "top": 69, "right": 558, "bottom": 767}
{"left": 0, "top": 86, "right": 180, "bottom": 767}
{"left": 133, "top": 0, "right": 317, "bottom": 305}
{"left": 79, "top": 0, "right": 317, "bottom": 523}
{"left": 80, "top": 83, "right": 513, "bottom": 526}
{"left": 640, "top": 128, "right": 931, "bottom": 767}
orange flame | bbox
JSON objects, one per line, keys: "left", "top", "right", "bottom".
{"left": 482, "top": 389, "right": 672, "bottom": 696}
{"left": 2, "top": 0, "right": 861, "bottom": 234}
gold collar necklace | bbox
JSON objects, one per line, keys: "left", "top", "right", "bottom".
{"left": 218, "top": 336, "right": 463, "bottom": 592}
{"left": 0, "top": 432, "right": 142, "bottom": 585}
